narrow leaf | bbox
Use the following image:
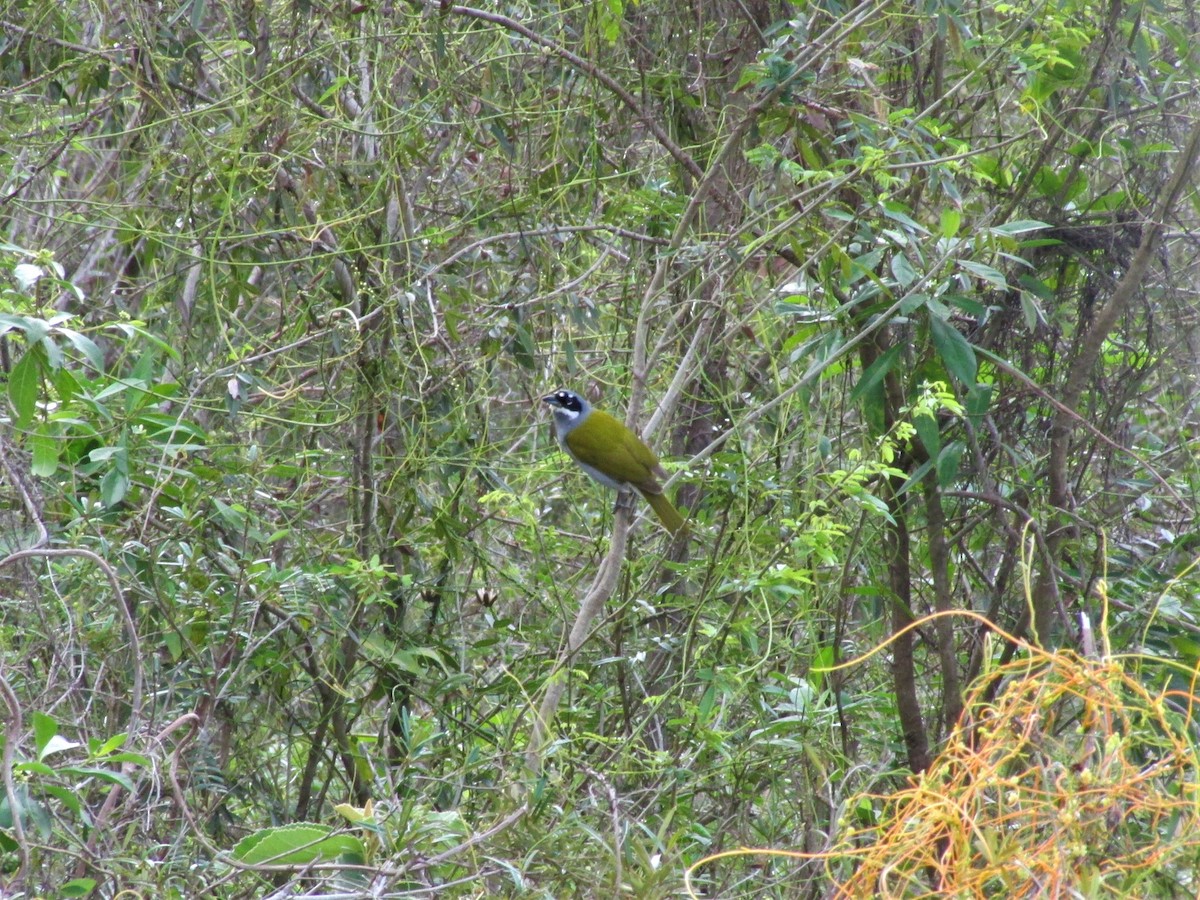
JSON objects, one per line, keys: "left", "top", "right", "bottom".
{"left": 989, "top": 219, "right": 1049, "bottom": 236}
{"left": 59, "top": 329, "right": 105, "bottom": 371}
{"left": 937, "top": 440, "right": 965, "bottom": 487}
{"left": 913, "top": 413, "right": 940, "bottom": 459}
{"left": 849, "top": 343, "right": 903, "bottom": 406}
{"left": 929, "top": 315, "right": 977, "bottom": 385}
{"left": 8, "top": 346, "right": 41, "bottom": 428}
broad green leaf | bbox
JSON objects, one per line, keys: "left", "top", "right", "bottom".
{"left": 880, "top": 201, "right": 929, "bottom": 234}
{"left": 929, "top": 315, "right": 977, "bottom": 386}
{"left": 232, "top": 823, "right": 365, "bottom": 866}
{"left": 59, "top": 879, "right": 97, "bottom": 898}
{"left": 939, "top": 208, "right": 961, "bottom": 238}
{"left": 41, "top": 785, "right": 83, "bottom": 817}
{"left": 13, "top": 761, "right": 55, "bottom": 777}
{"left": 1088, "top": 190, "right": 1130, "bottom": 212}
{"left": 12, "top": 265, "right": 44, "bottom": 290}
{"left": 8, "top": 345, "right": 41, "bottom": 428}
{"left": 890, "top": 252, "right": 918, "bottom": 287}
{"left": 31, "top": 711, "right": 58, "bottom": 758}
{"left": 29, "top": 425, "right": 59, "bottom": 477}
{"left": 40, "top": 735, "right": 82, "bottom": 761}
{"left": 944, "top": 293, "right": 987, "bottom": 317}
{"left": 18, "top": 316, "right": 50, "bottom": 346}
{"left": 100, "top": 467, "right": 130, "bottom": 508}
{"left": 58, "top": 328, "right": 105, "bottom": 370}
{"left": 51, "top": 366, "right": 82, "bottom": 406}
{"left": 93, "top": 378, "right": 144, "bottom": 403}
{"left": 957, "top": 259, "right": 1008, "bottom": 290}
{"left": 0, "top": 313, "right": 32, "bottom": 337}
{"left": 966, "top": 383, "right": 992, "bottom": 423}
{"left": 91, "top": 732, "right": 130, "bottom": 756}
{"left": 104, "top": 751, "right": 152, "bottom": 766}
{"left": 937, "top": 440, "right": 965, "bottom": 487}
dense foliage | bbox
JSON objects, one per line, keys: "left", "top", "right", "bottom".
{"left": 2, "top": 0, "right": 1200, "bottom": 895}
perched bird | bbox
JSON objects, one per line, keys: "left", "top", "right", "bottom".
{"left": 542, "top": 389, "right": 684, "bottom": 534}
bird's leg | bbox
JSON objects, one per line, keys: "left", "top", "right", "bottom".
{"left": 613, "top": 489, "right": 636, "bottom": 515}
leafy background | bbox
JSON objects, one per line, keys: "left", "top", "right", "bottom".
{"left": 2, "top": 0, "right": 1200, "bottom": 895}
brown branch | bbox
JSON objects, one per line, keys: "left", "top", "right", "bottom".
{"left": 924, "top": 471, "right": 962, "bottom": 733}
{"left": 0, "top": 548, "right": 143, "bottom": 734}
{"left": 437, "top": 3, "right": 703, "bottom": 182}
{"left": 1037, "top": 117, "right": 1200, "bottom": 640}
{"left": 0, "top": 673, "right": 29, "bottom": 885}
{"left": 526, "top": 505, "right": 632, "bottom": 772}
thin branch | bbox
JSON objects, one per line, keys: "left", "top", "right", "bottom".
{"left": 0, "top": 549, "right": 143, "bottom": 735}
{"left": 436, "top": 3, "right": 703, "bottom": 181}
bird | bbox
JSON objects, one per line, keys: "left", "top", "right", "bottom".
{"left": 542, "top": 389, "right": 685, "bottom": 534}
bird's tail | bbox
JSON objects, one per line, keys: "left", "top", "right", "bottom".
{"left": 643, "top": 490, "right": 685, "bottom": 535}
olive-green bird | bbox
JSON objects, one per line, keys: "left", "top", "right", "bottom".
{"left": 542, "top": 389, "right": 685, "bottom": 534}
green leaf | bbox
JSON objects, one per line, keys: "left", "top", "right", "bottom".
{"left": 41, "top": 785, "right": 83, "bottom": 817}
{"left": 100, "top": 466, "right": 130, "bottom": 507}
{"left": 849, "top": 343, "right": 903, "bottom": 406}
{"left": 1019, "top": 292, "right": 1046, "bottom": 330}
{"left": 0, "top": 313, "right": 33, "bottom": 338}
{"left": 939, "top": 208, "right": 961, "bottom": 238}
{"left": 896, "top": 458, "right": 934, "bottom": 497}
{"left": 8, "top": 345, "right": 42, "bottom": 428}
{"left": 989, "top": 220, "right": 1049, "bottom": 236}
{"left": 18, "top": 317, "right": 50, "bottom": 346}
{"left": 13, "top": 761, "right": 55, "bottom": 777}
{"left": 965, "top": 383, "right": 992, "bottom": 423}
{"left": 913, "top": 412, "right": 940, "bottom": 458}
{"left": 51, "top": 366, "right": 82, "bottom": 406}
{"left": 40, "top": 735, "right": 82, "bottom": 761}
{"left": 232, "top": 823, "right": 365, "bottom": 866}
{"left": 104, "top": 751, "right": 151, "bottom": 766}
{"left": 31, "top": 711, "right": 57, "bottom": 758}
{"left": 890, "top": 252, "right": 918, "bottom": 287}
{"left": 929, "top": 315, "right": 977, "bottom": 386}
{"left": 29, "top": 425, "right": 59, "bottom": 477}
{"left": 91, "top": 732, "right": 130, "bottom": 757}
{"left": 59, "top": 879, "right": 97, "bottom": 898}
{"left": 937, "top": 440, "right": 965, "bottom": 487}
{"left": 957, "top": 259, "right": 1008, "bottom": 290}
{"left": 105, "top": 322, "right": 181, "bottom": 363}
{"left": 59, "top": 766, "right": 135, "bottom": 791}
{"left": 880, "top": 201, "right": 929, "bottom": 234}
{"left": 58, "top": 328, "right": 105, "bottom": 370}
